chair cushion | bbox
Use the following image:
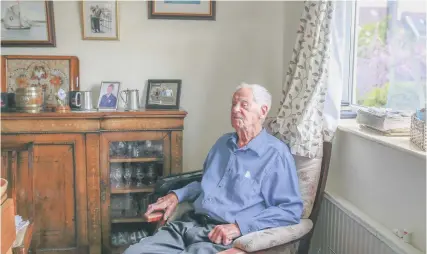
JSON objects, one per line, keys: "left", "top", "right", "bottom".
{"left": 264, "top": 117, "right": 322, "bottom": 219}
{"left": 232, "top": 219, "right": 313, "bottom": 252}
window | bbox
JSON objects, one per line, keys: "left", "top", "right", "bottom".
{"left": 342, "top": 0, "right": 426, "bottom": 111}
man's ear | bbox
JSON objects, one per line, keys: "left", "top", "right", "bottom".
{"left": 260, "top": 105, "right": 268, "bottom": 119}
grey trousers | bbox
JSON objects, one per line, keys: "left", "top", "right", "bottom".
{"left": 123, "top": 212, "right": 232, "bottom": 254}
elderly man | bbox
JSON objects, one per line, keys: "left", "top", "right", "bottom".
{"left": 124, "top": 83, "right": 303, "bottom": 254}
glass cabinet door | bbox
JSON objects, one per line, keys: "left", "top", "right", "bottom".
{"left": 101, "top": 132, "right": 170, "bottom": 253}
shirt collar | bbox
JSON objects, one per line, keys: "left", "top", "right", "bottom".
{"left": 228, "top": 128, "right": 268, "bottom": 156}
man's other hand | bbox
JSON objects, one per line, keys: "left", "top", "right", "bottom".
{"left": 208, "top": 224, "right": 242, "bottom": 245}
{"left": 144, "top": 193, "right": 179, "bottom": 220}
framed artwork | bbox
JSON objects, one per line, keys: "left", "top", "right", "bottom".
{"left": 148, "top": 0, "right": 215, "bottom": 20}
{"left": 145, "top": 79, "right": 181, "bottom": 109}
{"left": 81, "top": 0, "right": 119, "bottom": 40}
{"left": 1, "top": 55, "right": 80, "bottom": 110}
{"left": 97, "top": 81, "right": 120, "bottom": 110}
{"left": 1, "top": 1, "right": 56, "bottom": 47}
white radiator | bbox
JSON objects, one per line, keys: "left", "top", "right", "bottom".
{"left": 309, "top": 192, "right": 423, "bottom": 254}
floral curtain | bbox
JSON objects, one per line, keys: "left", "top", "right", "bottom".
{"left": 268, "top": 0, "right": 342, "bottom": 159}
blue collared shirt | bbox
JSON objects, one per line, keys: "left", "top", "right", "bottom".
{"left": 172, "top": 129, "right": 303, "bottom": 235}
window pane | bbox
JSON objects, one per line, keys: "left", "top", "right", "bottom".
{"left": 354, "top": 0, "right": 426, "bottom": 111}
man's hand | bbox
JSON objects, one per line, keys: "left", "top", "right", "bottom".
{"left": 144, "top": 193, "right": 179, "bottom": 220}
{"left": 208, "top": 224, "right": 241, "bottom": 245}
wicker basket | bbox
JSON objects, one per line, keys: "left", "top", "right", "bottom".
{"left": 410, "top": 114, "right": 426, "bottom": 151}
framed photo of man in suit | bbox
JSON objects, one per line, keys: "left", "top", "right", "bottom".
{"left": 97, "top": 81, "right": 120, "bottom": 110}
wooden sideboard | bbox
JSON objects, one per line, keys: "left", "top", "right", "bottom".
{"left": 1, "top": 110, "right": 187, "bottom": 254}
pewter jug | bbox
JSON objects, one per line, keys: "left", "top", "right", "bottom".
{"left": 120, "top": 89, "right": 140, "bottom": 111}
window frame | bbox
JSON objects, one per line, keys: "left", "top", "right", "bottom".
{"left": 342, "top": 0, "right": 426, "bottom": 111}
{"left": 341, "top": 0, "right": 358, "bottom": 107}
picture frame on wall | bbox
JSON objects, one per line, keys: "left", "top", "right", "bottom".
{"left": 1, "top": 0, "right": 56, "bottom": 47}
{"left": 148, "top": 0, "right": 215, "bottom": 20}
{"left": 81, "top": 0, "right": 119, "bottom": 40}
{"left": 97, "top": 81, "right": 120, "bottom": 110}
{"left": 145, "top": 79, "right": 181, "bottom": 109}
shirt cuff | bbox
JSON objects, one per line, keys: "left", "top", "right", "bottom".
{"left": 235, "top": 216, "right": 259, "bottom": 235}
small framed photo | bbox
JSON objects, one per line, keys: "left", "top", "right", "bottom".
{"left": 148, "top": 0, "right": 215, "bottom": 20}
{"left": 97, "top": 81, "right": 120, "bottom": 110}
{"left": 81, "top": 0, "right": 119, "bottom": 40}
{"left": 145, "top": 79, "right": 181, "bottom": 109}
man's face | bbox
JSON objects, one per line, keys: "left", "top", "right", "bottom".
{"left": 231, "top": 87, "right": 264, "bottom": 131}
{"left": 107, "top": 86, "right": 113, "bottom": 94}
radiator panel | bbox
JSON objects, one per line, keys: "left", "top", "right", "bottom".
{"left": 309, "top": 194, "right": 399, "bottom": 254}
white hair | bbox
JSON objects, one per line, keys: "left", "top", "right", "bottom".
{"left": 235, "top": 83, "right": 272, "bottom": 114}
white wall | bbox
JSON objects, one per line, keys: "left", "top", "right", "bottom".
{"left": 326, "top": 130, "right": 426, "bottom": 252}
{"left": 2, "top": 1, "right": 303, "bottom": 171}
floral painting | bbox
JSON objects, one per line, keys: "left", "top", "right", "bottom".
{"left": 6, "top": 59, "right": 71, "bottom": 106}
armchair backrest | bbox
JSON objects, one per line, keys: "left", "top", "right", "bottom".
{"left": 263, "top": 119, "right": 332, "bottom": 220}
{"left": 308, "top": 142, "right": 332, "bottom": 225}
{"left": 300, "top": 141, "right": 332, "bottom": 253}
{"left": 264, "top": 118, "right": 332, "bottom": 253}
{"left": 294, "top": 142, "right": 332, "bottom": 220}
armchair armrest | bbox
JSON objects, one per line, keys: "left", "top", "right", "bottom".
{"left": 153, "top": 170, "right": 203, "bottom": 197}
{"left": 147, "top": 170, "right": 202, "bottom": 224}
{"left": 232, "top": 219, "right": 313, "bottom": 253}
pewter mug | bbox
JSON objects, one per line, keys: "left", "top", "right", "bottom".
{"left": 75, "top": 91, "right": 93, "bottom": 111}
{"left": 120, "top": 89, "right": 140, "bottom": 111}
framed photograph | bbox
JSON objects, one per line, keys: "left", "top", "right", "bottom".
{"left": 145, "top": 79, "right": 181, "bottom": 109}
{"left": 1, "top": 1, "right": 56, "bottom": 47}
{"left": 97, "top": 81, "right": 120, "bottom": 110}
{"left": 81, "top": 0, "right": 119, "bottom": 40}
{"left": 148, "top": 0, "right": 215, "bottom": 20}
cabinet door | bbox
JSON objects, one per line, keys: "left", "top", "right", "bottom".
{"left": 100, "top": 131, "right": 170, "bottom": 254}
{"left": 2, "top": 134, "right": 89, "bottom": 254}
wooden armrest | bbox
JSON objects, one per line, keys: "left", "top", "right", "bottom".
{"left": 12, "top": 222, "right": 33, "bottom": 254}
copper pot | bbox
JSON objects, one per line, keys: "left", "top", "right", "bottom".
{"left": 15, "top": 87, "right": 44, "bottom": 113}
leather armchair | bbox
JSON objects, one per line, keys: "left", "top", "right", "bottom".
{"left": 150, "top": 141, "right": 332, "bottom": 254}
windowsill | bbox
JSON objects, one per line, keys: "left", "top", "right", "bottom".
{"left": 338, "top": 119, "right": 426, "bottom": 160}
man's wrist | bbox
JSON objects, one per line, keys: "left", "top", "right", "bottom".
{"left": 169, "top": 190, "right": 184, "bottom": 203}
{"left": 169, "top": 192, "right": 179, "bottom": 204}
